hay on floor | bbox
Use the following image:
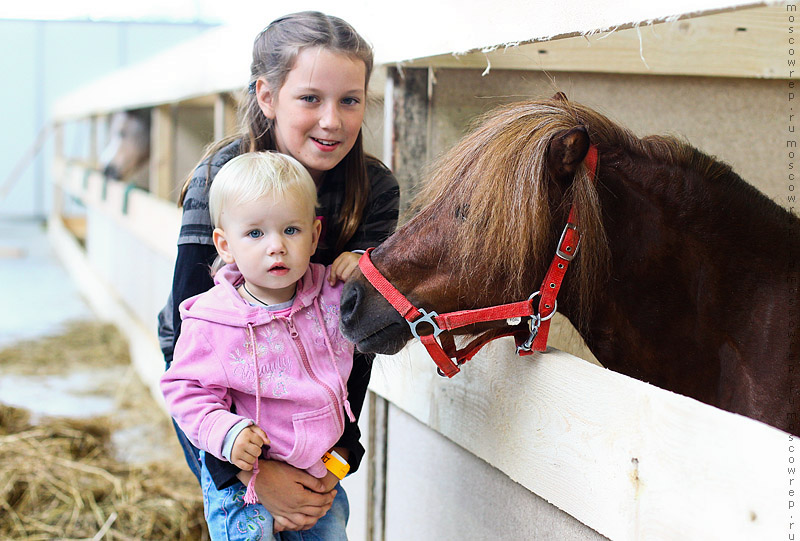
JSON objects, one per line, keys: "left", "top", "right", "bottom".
{"left": 0, "top": 321, "right": 209, "bottom": 540}
{"left": 0, "top": 321, "right": 130, "bottom": 375}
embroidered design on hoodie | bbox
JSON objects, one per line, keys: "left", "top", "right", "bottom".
{"left": 229, "top": 347, "right": 251, "bottom": 379}
{"left": 229, "top": 334, "right": 291, "bottom": 398}
{"left": 260, "top": 356, "right": 290, "bottom": 398}
{"left": 256, "top": 328, "right": 290, "bottom": 397}
{"left": 260, "top": 326, "right": 286, "bottom": 354}
{"left": 305, "top": 297, "right": 348, "bottom": 356}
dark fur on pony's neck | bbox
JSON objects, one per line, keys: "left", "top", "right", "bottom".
{"left": 579, "top": 129, "right": 800, "bottom": 431}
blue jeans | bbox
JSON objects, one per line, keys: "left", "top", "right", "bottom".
{"left": 200, "top": 451, "right": 349, "bottom": 541}
{"left": 165, "top": 358, "right": 203, "bottom": 483}
{"left": 173, "top": 418, "right": 203, "bottom": 483}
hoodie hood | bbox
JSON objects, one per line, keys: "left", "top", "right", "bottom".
{"left": 179, "top": 263, "right": 328, "bottom": 327}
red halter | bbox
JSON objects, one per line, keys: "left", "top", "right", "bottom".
{"left": 358, "top": 145, "right": 598, "bottom": 377}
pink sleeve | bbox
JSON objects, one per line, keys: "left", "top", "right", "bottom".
{"left": 160, "top": 321, "right": 248, "bottom": 460}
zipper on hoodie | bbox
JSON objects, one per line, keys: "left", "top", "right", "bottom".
{"left": 286, "top": 318, "right": 344, "bottom": 432}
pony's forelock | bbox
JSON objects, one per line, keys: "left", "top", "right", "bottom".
{"left": 408, "top": 99, "right": 611, "bottom": 322}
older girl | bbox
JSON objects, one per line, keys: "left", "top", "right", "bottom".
{"left": 158, "top": 11, "right": 399, "bottom": 533}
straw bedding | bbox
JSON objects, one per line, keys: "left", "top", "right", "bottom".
{"left": 0, "top": 321, "right": 209, "bottom": 540}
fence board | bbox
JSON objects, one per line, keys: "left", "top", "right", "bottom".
{"left": 369, "top": 340, "right": 787, "bottom": 540}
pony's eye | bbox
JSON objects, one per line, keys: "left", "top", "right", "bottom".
{"left": 455, "top": 204, "right": 469, "bottom": 221}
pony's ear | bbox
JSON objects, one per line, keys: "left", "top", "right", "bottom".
{"left": 552, "top": 91, "right": 568, "bottom": 102}
{"left": 547, "top": 126, "right": 590, "bottom": 184}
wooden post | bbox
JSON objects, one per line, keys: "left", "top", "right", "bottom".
{"left": 149, "top": 105, "right": 175, "bottom": 202}
{"left": 214, "top": 93, "right": 238, "bottom": 141}
{"left": 366, "top": 392, "right": 389, "bottom": 541}
{"left": 51, "top": 122, "right": 65, "bottom": 222}
{"left": 89, "top": 115, "right": 99, "bottom": 168}
{"left": 390, "top": 67, "right": 430, "bottom": 212}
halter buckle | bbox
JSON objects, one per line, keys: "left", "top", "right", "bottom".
{"left": 556, "top": 223, "right": 581, "bottom": 261}
{"left": 408, "top": 308, "right": 443, "bottom": 339}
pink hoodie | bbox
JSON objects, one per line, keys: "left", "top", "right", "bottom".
{"left": 160, "top": 263, "right": 355, "bottom": 479}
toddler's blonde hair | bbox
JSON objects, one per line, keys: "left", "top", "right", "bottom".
{"left": 209, "top": 151, "right": 318, "bottom": 229}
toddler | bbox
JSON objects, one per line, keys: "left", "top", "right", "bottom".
{"left": 161, "top": 151, "right": 355, "bottom": 540}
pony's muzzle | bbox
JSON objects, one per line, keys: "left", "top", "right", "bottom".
{"left": 102, "top": 164, "right": 119, "bottom": 179}
{"left": 339, "top": 280, "right": 363, "bottom": 336}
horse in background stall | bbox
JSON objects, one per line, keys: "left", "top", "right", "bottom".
{"left": 99, "top": 109, "right": 151, "bottom": 189}
{"left": 340, "top": 94, "right": 800, "bottom": 435}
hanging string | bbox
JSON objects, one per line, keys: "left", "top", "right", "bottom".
{"left": 243, "top": 323, "right": 262, "bottom": 505}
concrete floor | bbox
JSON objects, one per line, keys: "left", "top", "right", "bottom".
{"left": 0, "top": 217, "right": 183, "bottom": 467}
{"left": 0, "top": 218, "right": 92, "bottom": 347}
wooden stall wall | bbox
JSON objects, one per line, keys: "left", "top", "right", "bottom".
{"left": 426, "top": 69, "right": 784, "bottom": 204}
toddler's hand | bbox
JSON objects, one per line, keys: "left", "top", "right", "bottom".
{"left": 231, "top": 425, "right": 270, "bottom": 471}
{"left": 329, "top": 252, "right": 361, "bottom": 285}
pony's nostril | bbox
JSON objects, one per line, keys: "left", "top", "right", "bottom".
{"left": 340, "top": 282, "right": 362, "bottom": 322}
{"left": 103, "top": 165, "right": 117, "bottom": 179}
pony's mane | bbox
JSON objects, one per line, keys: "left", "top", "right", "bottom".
{"left": 402, "top": 96, "right": 794, "bottom": 332}
{"left": 406, "top": 98, "right": 741, "bottom": 321}
{"left": 406, "top": 99, "right": 611, "bottom": 317}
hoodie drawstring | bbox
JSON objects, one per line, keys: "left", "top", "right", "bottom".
{"left": 243, "top": 323, "right": 262, "bottom": 506}
{"left": 313, "top": 299, "right": 355, "bottom": 423}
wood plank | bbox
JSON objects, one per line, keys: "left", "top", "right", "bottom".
{"left": 56, "top": 161, "right": 180, "bottom": 260}
{"left": 367, "top": 393, "right": 389, "bottom": 541}
{"left": 149, "top": 105, "right": 175, "bottom": 201}
{"left": 400, "top": 4, "right": 788, "bottom": 79}
{"left": 369, "top": 340, "right": 787, "bottom": 540}
{"left": 214, "top": 93, "right": 238, "bottom": 141}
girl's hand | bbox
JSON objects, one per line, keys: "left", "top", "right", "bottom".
{"left": 329, "top": 251, "right": 361, "bottom": 285}
{"left": 230, "top": 425, "right": 270, "bottom": 471}
{"left": 237, "top": 460, "right": 336, "bottom": 532}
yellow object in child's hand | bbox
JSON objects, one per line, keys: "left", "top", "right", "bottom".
{"left": 322, "top": 450, "right": 350, "bottom": 479}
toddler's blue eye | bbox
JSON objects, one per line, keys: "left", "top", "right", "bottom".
{"left": 248, "top": 230, "right": 263, "bottom": 239}
{"left": 284, "top": 226, "right": 299, "bottom": 235}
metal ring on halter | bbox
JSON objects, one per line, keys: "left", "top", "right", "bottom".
{"left": 528, "top": 291, "right": 558, "bottom": 321}
{"left": 408, "top": 308, "right": 443, "bottom": 339}
{"left": 517, "top": 314, "right": 540, "bottom": 354}
{"left": 516, "top": 291, "right": 556, "bottom": 354}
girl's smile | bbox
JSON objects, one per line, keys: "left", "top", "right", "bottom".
{"left": 311, "top": 138, "right": 341, "bottom": 152}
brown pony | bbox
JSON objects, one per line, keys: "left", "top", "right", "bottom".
{"left": 340, "top": 94, "right": 800, "bottom": 434}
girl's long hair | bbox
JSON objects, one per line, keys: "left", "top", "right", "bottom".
{"left": 180, "top": 11, "right": 374, "bottom": 253}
